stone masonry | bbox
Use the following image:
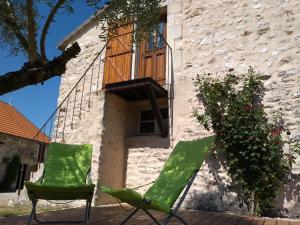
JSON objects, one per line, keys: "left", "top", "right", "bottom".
{"left": 53, "top": 0, "right": 300, "bottom": 218}
{"left": 0, "top": 133, "right": 40, "bottom": 206}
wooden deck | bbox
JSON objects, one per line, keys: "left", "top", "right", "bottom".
{"left": 1, "top": 206, "right": 299, "bottom": 225}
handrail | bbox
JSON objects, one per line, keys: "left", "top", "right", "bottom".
{"left": 33, "top": 42, "right": 108, "bottom": 142}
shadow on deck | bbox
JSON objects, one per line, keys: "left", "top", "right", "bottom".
{"left": 0, "top": 205, "right": 299, "bottom": 225}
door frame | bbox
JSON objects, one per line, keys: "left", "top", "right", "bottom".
{"left": 135, "top": 16, "right": 167, "bottom": 85}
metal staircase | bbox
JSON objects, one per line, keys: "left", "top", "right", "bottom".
{"left": 32, "top": 34, "right": 174, "bottom": 143}
{"left": 32, "top": 42, "right": 108, "bottom": 143}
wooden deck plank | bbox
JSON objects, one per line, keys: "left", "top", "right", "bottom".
{"left": 181, "top": 211, "right": 212, "bottom": 225}
{"left": 211, "top": 214, "right": 233, "bottom": 225}
{"left": 251, "top": 217, "right": 265, "bottom": 225}
{"left": 222, "top": 215, "right": 242, "bottom": 225}
{"left": 264, "top": 218, "right": 277, "bottom": 225}
{"left": 277, "top": 219, "right": 290, "bottom": 225}
{"left": 0, "top": 206, "right": 297, "bottom": 225}
{"left": 169, "top": 211, "right": 209, "bottom": 225}
{"left": 194, "top": 212, "right": 221, "bottom": 225}
{"left": 236, "top": 216, "right": 254, "bottom": 225}
{"left": 289, "top": 221, "right": 300, "bottom": 225}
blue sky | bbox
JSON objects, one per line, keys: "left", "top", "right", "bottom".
{"left": 0, "top": 1, "right": 105, "bottom": 128}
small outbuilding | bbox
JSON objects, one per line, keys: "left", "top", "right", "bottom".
{"left": 0, "top": 100, "right": 49, "bottom": 206}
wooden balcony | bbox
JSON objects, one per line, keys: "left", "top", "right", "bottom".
{"left": 102, "top": 20, "right": 170, "bottom": 98}
{"left": 102, "top": 21, "right": 172, "bottom": 138}
{"left": 105, "top": 78, "right": 168, "bottom": 102}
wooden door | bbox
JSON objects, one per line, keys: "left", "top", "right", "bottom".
{"left": 138, "top": 21, "right": 166, "bottom": 85}
{"left": 103, "top": 23, "right": 134, "bottom": 86}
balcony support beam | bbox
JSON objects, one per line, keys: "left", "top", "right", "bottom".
{"left": 147, "top": 85, "right": 168, "bottom": 138}
{"left": 105, "top": 78, "right": 168, "bottom": 101}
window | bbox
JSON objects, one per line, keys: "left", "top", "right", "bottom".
{"left": 147, "top": 21, "right": 165, "bottom": 51}
{"left": 16, "top": 164, "right": 28, "bottom": 191}
{"left": 139, "top": 108, "right": 168, "bottom": 135}
{"left": 37, "top": 144, "right": 46, "bottom": 163}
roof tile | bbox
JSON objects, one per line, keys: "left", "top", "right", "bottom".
{"left": 0, "top": 101, "right": 49, "bottom": 143}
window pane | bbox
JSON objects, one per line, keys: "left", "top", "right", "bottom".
{"left": 140, "top": 122, "right": 155, "bottom": 134}
{"left": 157, "top": 22, "right": 165, "bottom": 48}
{"left": 147, "top": 22, "right": 165, "bottom": 51}
{"left": 141, "top": 110, "right": 154, "bottom": 121}
{"left": 147, "top": 31, "right": 155, "bottom": 51}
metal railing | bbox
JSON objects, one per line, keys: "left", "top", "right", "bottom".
{"left": 33, "top": 42, "right": 108, "bottom": 143}
{"left": 33, "top": 32, "right": 174, "bottom": 143}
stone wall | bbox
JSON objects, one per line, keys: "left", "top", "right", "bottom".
{"left": 95, "top": 93, "right": 128, "bottom": 205}
{"left": 0, "top": 133, "right": 40, "bottom": 206}
{"left": 126, "top": 136, "right": 171, "bottom": 192}
{"left": 55, "top": 0, "right": 300, "bottom": 217}
{"left": 125, "top": 0, "right": 300, "bottom": 218}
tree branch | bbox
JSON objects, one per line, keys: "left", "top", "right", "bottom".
{"left": 40, "top": 0, "right": 67, "bottom": 62}
{"left": 1, "top": 1, "right": 29, "bottom": 52}
{"left": 26, "top": 0, "right": 40, "bottom": 63}
{"left": 0, "top": 42, "right": 81, "bottom": 96}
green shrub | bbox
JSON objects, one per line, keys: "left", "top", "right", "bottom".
{"left": 194, "top": 68, "right": 300, "bottom": 215}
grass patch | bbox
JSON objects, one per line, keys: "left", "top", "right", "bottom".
{"left": 0, "top": 206, "right": 62, "bottom": 217}
{"left": 0, "top": 206, "right": 31, "bottom": 217}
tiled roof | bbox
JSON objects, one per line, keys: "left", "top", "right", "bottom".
{"left": 0, "top": 101, "right": 49, "bottom": 143}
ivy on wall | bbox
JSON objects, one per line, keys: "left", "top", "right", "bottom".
{"left": 194, "top": 68, "right": 300, "bottom": 215}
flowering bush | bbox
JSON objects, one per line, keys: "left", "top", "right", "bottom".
{"left": 194, "top": 68, "right": 300, "bottom": 215}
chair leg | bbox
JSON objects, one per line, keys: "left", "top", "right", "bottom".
{"left": 87, "top": 201, "right": 92, "bottom": 219}
{"left": 119, "top": 208, "right": 189, "bottom": 225}
{"left": 160, "top": 212, "right": 190, "bottom": 225}
{"left": 31, "top": 199, "right": 90, "bottom": 224}
{"left": 173, "top": 213, "right": 190, "bottom": 225}
{"left": 85, "top": 200, "right": 92, "bottom": 225}
{"left": 120, "top": 208, "right": 139, "bottom": 225}
{"left": 160, "top": 214, "right": 173, "bottom": 225}
{"left": 27, "top": 200, "right": 38, "bottom": 225}
{"left": 143, "top": 210, "right": 161, "bottom": 225}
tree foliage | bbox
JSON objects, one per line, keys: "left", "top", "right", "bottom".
{"left": 93, "top": 0, "right": 163, "bottom": 42}
{"left": 0, "top": 0, "right": 163, "bottom": 95}
{"left": 194, "top": 68, "right": 300, "bottom": 215}
{"left": 0, "top": 0, "right": 76, "bottom": 63}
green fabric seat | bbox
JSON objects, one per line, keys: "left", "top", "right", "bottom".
{"left": 101, "top": 186, "right": 171, "bottom": 213}
{"left": 25, "top": 183, "right": 95, "bottom": 201}
{"left": 101, "top": 136, "right": 215, "bottom": 225}
{"left": 25, "top": 143, "right": 95, "bottom": 225}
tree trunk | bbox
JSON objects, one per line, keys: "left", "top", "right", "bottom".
{"left": 253, "top": 194, "right": 259, "bottom": 216}
{"left": 249, "top": 191, "right": 259, "bottom": 216}
{"left": 0, "top": 42, "right": 81, "bottom": 96}
{"left": 249, "top": 192, "right": 255, "bottom": 216}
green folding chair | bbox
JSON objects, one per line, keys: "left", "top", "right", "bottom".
{"left": 25, "top": 143, "right": 95, "bottom": 225}
{"left": 101, "top": 136, "right": 215, "bottom": 225}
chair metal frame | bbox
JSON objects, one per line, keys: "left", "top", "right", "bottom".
{"left": 26, "top": 169, "right": 94, "bottom": 225}
{"left": 119, "top": 170, "right": 199, "bottom": 225}
{"left": 27, "top": 199, "right": 92, "bottom": 225}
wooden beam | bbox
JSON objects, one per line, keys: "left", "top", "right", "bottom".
{"left": 147, "top": 85, "right": 168, "bottom": 138}
{"left": 105, "top": 78, "right": 168, "bottom": 101}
